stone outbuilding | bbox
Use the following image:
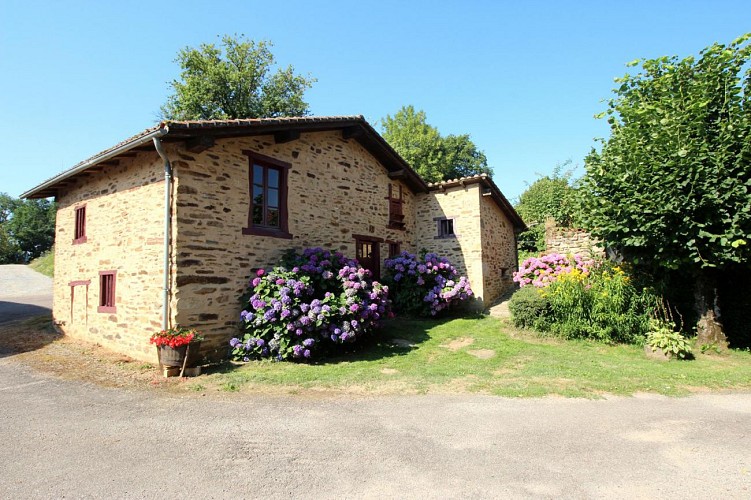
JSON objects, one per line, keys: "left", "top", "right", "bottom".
{"left": 23, "top": 116, "right": 525, "bottom": 362}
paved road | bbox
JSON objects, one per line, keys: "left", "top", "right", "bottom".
{"left": 0, "top": 356, "right": 749, "bottom": 499}
{"left": 0, "top": 264, "right": 52, "bottom": 324}
{"left": 1, "top": 264, "right": 750, "bottom": 498}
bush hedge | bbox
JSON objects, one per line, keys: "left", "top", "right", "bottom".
{"left": 230, "top": 248, "right": 389, "bottom": 361}
{"left": 382, "top": 251, "right": 472, "bottom": 316}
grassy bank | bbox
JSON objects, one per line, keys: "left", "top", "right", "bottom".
{"left": 206, "top": 316, "right": 751, "bottom": 397}
{"left": 29, "top": 249, "right": 54, "bottom": 277}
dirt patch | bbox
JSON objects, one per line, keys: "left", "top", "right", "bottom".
{"left": 1, "top": 316, "right": 190, "bottom": 393}
{"left": 380, "top": 368, "right": 399, "bottom": 375}
{"left": 440, "top": 337, "right": 474, "bottom": 351}
{"left": 467, "top": 349, "right": 495, "bottom": 360}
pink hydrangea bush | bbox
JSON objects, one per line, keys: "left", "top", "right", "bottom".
{"left": 513, "top": 253, "right": 594, "bottom": 288}
{"left": 383, "top": 251, "right": 473, "bottom": 316}
{"left": 230, "top": 248, "right": 389, "bottom": 362}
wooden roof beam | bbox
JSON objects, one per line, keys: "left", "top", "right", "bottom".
{"left": 185, "top": 135, "right": 215, "bottom": 153}
{"left": 274, "top": 130, "right": 300, "bottom": 144}
{"left": 342, "top": 126, "right": 363, "bottom": 140}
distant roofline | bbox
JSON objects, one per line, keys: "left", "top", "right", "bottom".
{"left": 427, "top": 174, "right": 526, "bottom": 231}
{"left": 22, "top": 116, "right": 429, "bottom": 199}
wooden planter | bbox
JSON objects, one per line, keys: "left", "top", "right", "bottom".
{"left": 157, "top": 342, "right": 202, "bottom": 376}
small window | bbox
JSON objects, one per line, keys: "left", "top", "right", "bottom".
{"left": 98, "top": 271, "right": 116, "bottom": 313}
{"left": 242, "top": 151, "right": 292, "bottom": 239}
{"left": 388, "top": 242, "right": 401, "bottom": 258}
{"left": 439, "top": 218, "right": 455, "bottom": 237}
{"left": 73, "top": 205, "right": 86, "bottom": 244}
{"left": 387, "top": 184, "right": 405, "bottom": 230}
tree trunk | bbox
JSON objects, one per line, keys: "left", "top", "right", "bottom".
{"left": 694, "top": 270, "right": 728, "bottom": 348}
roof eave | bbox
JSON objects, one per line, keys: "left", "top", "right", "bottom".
{"left": 22, "top": 125, "right": 169, "bottom": 199}
{"left": 428, "top": 175, "right": 527, "bottom": 231}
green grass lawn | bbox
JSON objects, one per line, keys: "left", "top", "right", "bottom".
{"left": 29, "top": 249, "right": 54, "bottom": 277}
{"left": 204, "top": 316, "right": 751, "bottom": 397}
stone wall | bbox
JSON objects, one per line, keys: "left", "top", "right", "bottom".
{"left": 50, "top": 130, "right": 521, "bottom": 362}
{"left": 544, "top": 219, "right": 604, "bottom": 257}
{"left": 53, "top": 152, "right": 174, "bottom": 362}
{"left": 414, "top": 184, "right": 485, "bottom": 305}
{"left": 172, "top": 131, "right": 417, "bottom": 358}
{"left": 479, "top": 193, "right": 518, "bottom": 303}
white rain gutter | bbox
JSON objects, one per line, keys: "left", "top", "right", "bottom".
{"left": 152, "top": 131, "right": 172, "bottom": 331}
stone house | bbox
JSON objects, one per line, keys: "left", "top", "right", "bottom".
{"left": 23, "top": 116, "right": 525, "bottom": 362}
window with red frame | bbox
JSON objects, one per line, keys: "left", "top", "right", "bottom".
{"left": 387, "top": 184, "right": 405, "bottom": 229}
{"left": 242, "top": 151, "right": 291, "bottom": 239}
{"left": 73, "top": 205, "right": 86, "bottom": 244}
{"left": 98, "top": 271, "right": 116, "bottom": 313}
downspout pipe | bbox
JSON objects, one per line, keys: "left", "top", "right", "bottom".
{"left": 153, "top": 133, "right": 172, "bottom": 331}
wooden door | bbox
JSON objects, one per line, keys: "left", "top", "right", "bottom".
{"left": 355, "top": 238, "right": 380, "bottom": 280}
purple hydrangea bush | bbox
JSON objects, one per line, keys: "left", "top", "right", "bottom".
{"left": 229, "top": 248, "right": 389, "bottom": 362}
{"left": 513, "top": 253, "right": 594, "bottom": 288}
{"left": 382, "top": 251, "right": 473, "bottom": 316}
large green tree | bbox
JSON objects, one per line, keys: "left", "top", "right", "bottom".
{"left": 515, "top": 163, "right": 580, "bottom": 253}
{"left": 381, "top": 106, "right": 491, "bottom": 183}
{"left": 161, "top": 35, "right": 316, "bottom": 120}
{"left": 581, "top": 34, "right": 751, "bottom": 346}
{"left": 0, "top": 193, "right": 20, "bottom": 263}
{"left": 0, "top": 194, "right": 55, "bottom": 263}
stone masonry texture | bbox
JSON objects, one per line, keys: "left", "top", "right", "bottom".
{"left": 544, "top": 218, "right": 604, "bottom": 257}
{"left": 50, "top": 130, "right": 519, "bottom": 362}
{"left": 53, "top": 152, "right": 175, "bottom": 362}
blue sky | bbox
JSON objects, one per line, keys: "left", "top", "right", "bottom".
{"left": 1, "top": 1, "right": 749, "bottom": 201}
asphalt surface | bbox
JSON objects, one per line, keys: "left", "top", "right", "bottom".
{"left": 1, "top": 265, "right": 750, "bottom": 498}
{"left": 0, "top": 264, "right": 52, "bottom": 324}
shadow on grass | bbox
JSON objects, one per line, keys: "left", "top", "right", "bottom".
{"left": 202, "top": 314, "right": 468, "bottom": 376}
{"left": 0, "top": 314, "right": 61, "bottom": 358}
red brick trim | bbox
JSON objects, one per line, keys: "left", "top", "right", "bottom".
{"left": 68, "top": 280, "right": 91, "bottom": 286}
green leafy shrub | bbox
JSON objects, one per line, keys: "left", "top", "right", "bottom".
{"left": 646, "top": 320, "right": 693, "bottom": 360}
{"left": 509, "top": 258, "right": 657, "bottom": 344}
{"left": 508, "top": 286, "right": 552, "bottom": 330}
{"left": 546, "top": 264, "right": 654, "bottom": 343}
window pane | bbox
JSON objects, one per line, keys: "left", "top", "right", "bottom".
{"left": 267, "top": 208, "right": 279, "bottom": 227}
{"left": 439, "top": 219, "right": 455, "bottom": 236}
{"left": 252, "top": 205, "right": 263, "bottom": 225}
{"left": 253, "top": 185, "right": 264, "bottom": 205}
{"left": 267, "top": 188, "right": 279, "bottom": 208}
{"left": 253, "top": 164, "right": 264, "bottom": 184}
{"left": 268, "top": 168, "right": 279, "bottom": 188}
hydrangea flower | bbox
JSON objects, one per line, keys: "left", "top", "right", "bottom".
{"left": 229, "top": 247, "right": 390, "bottom": 362}
{"left": 513, "top": 253, "right": 595, "bottom": 288}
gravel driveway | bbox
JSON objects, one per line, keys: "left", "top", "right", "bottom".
{"left": 0, "top": 264, "right": 52, "bottom": 324}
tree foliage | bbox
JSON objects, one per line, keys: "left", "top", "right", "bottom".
{"left": 0, "top": 193, "right": 55, "bottom": 263}
{"left": 161, "top": 35, "right": 316, "bottom": 120}
{"left": 580, "top": 34, "right": 751, "bottom": 344}
{"left": 514, "top": 163, "right": 580, "bottom": 253}
{"left": 380, "top": 105, "right": 491, "bottom": 183}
